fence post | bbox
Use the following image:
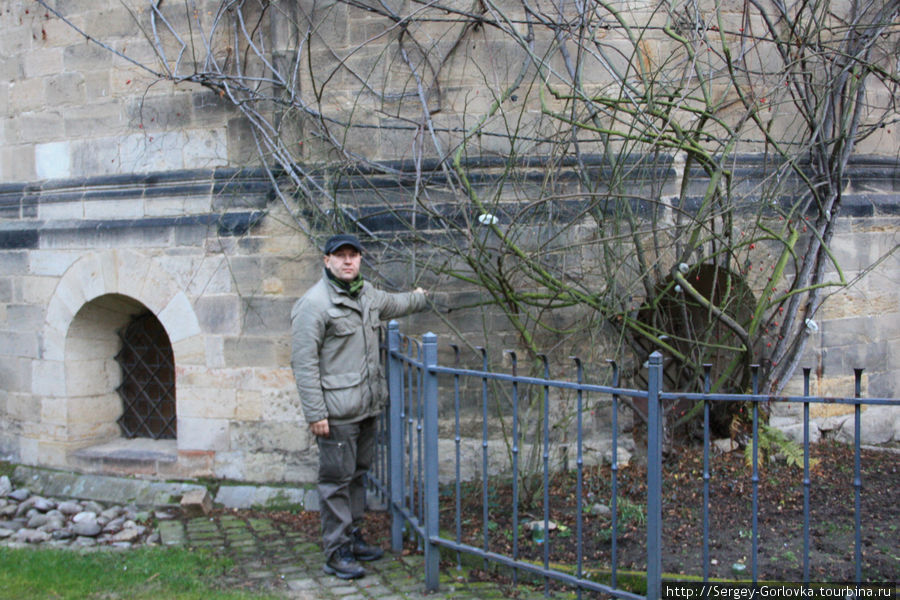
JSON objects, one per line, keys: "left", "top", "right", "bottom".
{"left": 646, "top": 351, "right": 663, "bottom": 600}
{"left": 387, "top": 321, "right": 404, "bottom": 552}
{"left": 422, "top": 332, "right": 441, "bottom": 592}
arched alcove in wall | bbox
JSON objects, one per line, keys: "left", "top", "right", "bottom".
{"left": 38, "top": 250, "right": 203, "bottom": 471}
{"left": 63, "top": 294, "right": 161, "bottom": 447}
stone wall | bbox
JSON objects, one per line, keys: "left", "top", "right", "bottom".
{"left": 1, "top": 0, "right": 241, "bottom": 182}
{"left": 0, "top": 170, "right": 313, "bottom": 481}
{"left": 0, "top": 166, "right": 896, "bottom": 484}
{"left": 1, "top": 0, "right": 898, "bottom": 484}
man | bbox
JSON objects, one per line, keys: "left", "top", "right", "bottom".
{"left": 290, "top": 233, "right": 428, "bottom": 579}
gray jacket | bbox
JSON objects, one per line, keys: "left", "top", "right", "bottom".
{"left": 290, "top": 274, "right": 428, "bottom": 425}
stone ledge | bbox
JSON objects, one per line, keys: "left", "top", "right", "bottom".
{"left": 12, "top": 465, "right": 206, "bottom": 508}
{"left": 68, "top": 438, "right": 180, "bottom": 478}
{"left": 214, "top": 484, "right": 317, "bottom": 511}
{"left": 0, "top": 211, "right": 266, "bottom": 250}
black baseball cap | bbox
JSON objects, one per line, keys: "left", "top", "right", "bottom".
{"left": 324, "top": 234, "right": 363, "bottom": 255}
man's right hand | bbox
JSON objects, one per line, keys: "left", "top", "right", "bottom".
{"left": 310, "top": 419, "right": 330, "bottom": 437}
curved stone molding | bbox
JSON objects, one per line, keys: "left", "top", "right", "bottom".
{"left": 43, "top": 249, "right": 200, "bottom": 355}
{"left": 33, "top": 250, "right": 205, "bottom": 470}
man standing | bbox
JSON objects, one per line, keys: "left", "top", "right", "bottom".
{"left": 290, "top": 234, "right": 428, "bottom": 579}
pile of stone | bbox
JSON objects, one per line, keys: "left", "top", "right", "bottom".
{"left": 0, "top": 475, "right": 173, "bottom": 549}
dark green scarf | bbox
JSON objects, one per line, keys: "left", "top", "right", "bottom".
{"left": 326, "top": 269, "right": 364, "bottom": 297}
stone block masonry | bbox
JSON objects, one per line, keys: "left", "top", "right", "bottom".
{"left": 1, "top": 0, "right": 899, "bottom": 487}
{"left": 2, "top": 165, "right": 898, "bottom": 489}
{"left": 0, "top": 168, "right": 325, "bottom": 483}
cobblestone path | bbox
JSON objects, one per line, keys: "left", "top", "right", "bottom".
{"left": 158, "top": 514, "right": 562, "bottom": 600}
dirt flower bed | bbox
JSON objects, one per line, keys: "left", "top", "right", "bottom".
{"left": 267, "top": 440, "right": 898, "bottom": 590}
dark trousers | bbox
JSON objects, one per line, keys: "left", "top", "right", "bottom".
{"left": 317, "top": 416, "right": 376, "bottom": 559}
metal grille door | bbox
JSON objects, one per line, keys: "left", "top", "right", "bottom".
{"left": 115, "top": 311, "right": 177, "bottom": 439}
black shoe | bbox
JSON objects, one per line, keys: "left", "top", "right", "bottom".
{"left": 350, "top": 528, "right": 384, "bottom": 562}
{"left": 323, "top": 545, "right": 366, "bottom": 579}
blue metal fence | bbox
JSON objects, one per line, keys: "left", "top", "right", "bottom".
{"left": 368, "top": 322, "right": 900, "bottom": 599}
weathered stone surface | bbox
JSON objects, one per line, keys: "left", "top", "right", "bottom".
{"left": 100, "top": 507, "right": 122, "bottom": 521}
{"left": 26, "top": 513, "right": 51, "bottom": 529}
{"left": 16, "top": 528, "right": 51, "bottom": 544}
{"left": 180, "top": 489, "right": 213, "bottom": 517}
{"left": 2, "top": 0, "right": 898, "bottom": 491}
{"left": 110, "top": 527, "right": 142, "bottom": 543}
{"left": 8, "top": 488, "right": 30, "bottom": 502}
{"left": 103, "top": 517, "right": 125, "bottom": 533}
{"left": 31, "top": 497, "right": 55, "bottom": 512}
{"left": 72, "top": 519, "right": 102, "bottom": 537}
{"left": 214, "top": 485, "right": 311, "bottom": 511}
{"left": 57, "top": 501, "right": 82, "bottom": 515}
{"left": 713, "top": 438, "right": 739, "bottom": 453}
{"left": 72, "top": 511, "right": 98, "bottom": 523}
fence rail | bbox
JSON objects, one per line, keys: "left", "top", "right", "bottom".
{"left": 368, "top": 322, "right": 899, "bottom": 600}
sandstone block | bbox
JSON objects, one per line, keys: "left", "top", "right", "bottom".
{"left": 259, "top": 389, "right": 303, "bottom": 423}
{"left": 125, "top": 93, "right": 193, "bottom": 129}
{"left": 9, "top": 79, "right": 44, "bottom": 113}
{"left": 179, "top": 489, "right": 213, "bottom": 517}
{"left": 178, "top": 387, "right": 237, "bottom": 420}
{"left": 28, "top": 250, "right": 80, "bottom": 277}
{"left": 204, "top": 336, "right": 226, "bottom": 369}
{"left": 0, "top": 144, "right": 35, "bottom": 181}
{"left": 5, "top": 304, "right": 44, "bottom": 333}
{"left": 180, "top": 258, "right": 232, "bottom": 296}
{"left": 15, "top": 111, "right": 63, "bottom": 144}
{"left": 34, "top": 140, "right": 72, "bottom": 180}
{"left": 194, "top": 295, "right": 240, "bottom": 335}
{"left": 0, "top": 331, "right": 39, "bottom": 360}
{"left": 176, "top": 365, "right": 239, "bottom": 389}
{"left": 65, "top": 358, "right": 119, "bottom": 397}
{"left": 120, "top": 262, "right": 170, "bottom": 314}
{"left": 234, "top": 390, "right": 263, "bottom": 421}
{"left": 23, "top": 47, "right": 63, "bottom": 78}
{"left": 241, "top": 296, "right": 293, "bottom": 336}
{"left": 70, "top": 136, "right": 125, "bottom": 177}
{"left": 82, "top": 6, "right": 146, "bottom": 38}
{"left": 0, "top": 251, "right": 28, "bottom": 276}
{"left": 5, "top": 360, "right": 34, "bottom": 395}
{"left": 172, "top": 334, "right": 206, "bottom": 366}
{"left": 223, "top": 337, "right": 277, "bottom": 368}
{"left": 177, "top": 417, "right": 230, "bottom": 452}
{"left": 159, "top": 291, "right": 201, "bottom": 342}
{"left": 45, "top": 72, "right": 86, "bottom": 106}
{"left": 230, "top": 421, "right": 309, "bottom": 454}
{"left": 63, "top": 42, "right": 113, "bottom": 72}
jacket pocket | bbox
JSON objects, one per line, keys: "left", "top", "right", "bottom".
{"left": 321, "top": 371, "right": 364, "bottom": 420}
{"left": 327, "top": 308, "right": 358, "bottom": 336}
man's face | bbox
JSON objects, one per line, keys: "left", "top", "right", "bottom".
{"left": 324, "top": 246, "right": 361, "bottom": 282}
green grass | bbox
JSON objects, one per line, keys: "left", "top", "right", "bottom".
{"left": 0, "top": 546, "right": 280, "bottom": 600}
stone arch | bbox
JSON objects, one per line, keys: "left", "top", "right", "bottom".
{"left": 37, "top": 250, "right": 202, "bottom": 466}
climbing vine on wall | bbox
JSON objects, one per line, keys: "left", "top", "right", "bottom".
{"left": 39, "top": 0, "right": 899, "bottom": 449}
